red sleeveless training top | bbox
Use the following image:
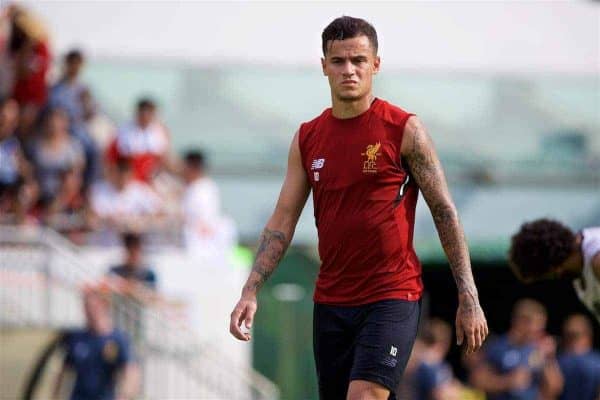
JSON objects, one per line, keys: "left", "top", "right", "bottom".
{"left": 299, "top": 98, "right": 423, "bottom": 305}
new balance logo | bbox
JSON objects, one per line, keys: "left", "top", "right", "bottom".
{"left": 390, "top": 346, "right": 397, "bottom": 357}
{"left": 311, "top": 158, "right": 325, "bottom": 170}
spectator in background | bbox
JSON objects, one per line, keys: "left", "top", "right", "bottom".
{"left": 54, "top": 288, "right": 139, "bottom": 400}
{"left": 108, "top": 232, "right": 157, "bottom": 290}
{"left": 557, "top": 314, "right": 600, "bottom": 400}
{"left": 181, "top": 149, "right": 236, "bottom": 259}
{"left": 49, "top": 49, "right": 100, "bottom": 187}
{"left": 8, "top": 4, "right": 50, "bottom": 107}
{"left": 470, "top": 299, "right": 563, "bottom": 400}
{"left": 31, "top": 107, "right": 84, "bottom": 198}
{"left": 106, "top": 98, "right": 171, "bottom": 184}
{"left": 90, "top": 158, "right": 164, "bottom": 231}
{"left": 414, "top": 318, "right": 465, "bottom": 400}
{"left": 49, "top": 50, "right": 86, "bottom": 128}
{"left": 0, "top": 97, "right": 35, "bottom": 222}
{"left": 33, "top": 167, "right": 89, "bottom": 242}
{"left": 80, "top": 87, "right": 115, "bottom": 152}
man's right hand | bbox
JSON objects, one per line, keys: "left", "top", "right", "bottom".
{"left": 229, "top": 293, "right": 257, "bottom": 341}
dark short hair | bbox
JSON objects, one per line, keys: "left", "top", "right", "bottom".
{"left": 65, "top": 49, "right": 84, "bottom": 64}
{"left": 509, "top": 219, "right": 575, "bottom": 282}
{"left": 137, "top": 97, "right": 156, "bottom": 111}
{"left": 122, "top": 231, "right": 142, "bottom": 249}
{"left": 184, "top": 150, "right": 206, "bottom": 170}
{"left": 419, "top": 318, "right": 452, "bottom": 347}
{"left": 115, "top": 157, "right": 133, "bottom": 173}
{"left": 322, "top": 16, "right": 378, "bottom": 56}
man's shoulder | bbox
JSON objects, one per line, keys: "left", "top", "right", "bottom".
{"left": 372, "top": 98, "right": 414, "bottom": 128}
{"left": 299, "top": 108, "right": 331, "bottom": 133}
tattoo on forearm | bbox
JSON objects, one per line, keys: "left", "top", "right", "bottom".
{"left": 244, "top": 228, "right": 288, "bottom": 293}
{"left": 405, "top": 120, "right": 479, "bottom": 308}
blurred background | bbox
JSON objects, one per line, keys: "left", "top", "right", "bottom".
{"left": 0, "top": 1, "right": 598, "bottom": 399}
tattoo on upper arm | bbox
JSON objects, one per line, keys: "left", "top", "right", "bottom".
{"left": 404, "top": 120, "right": 479, "bottom": 305}
{"left": 244, "top": 228, "right": 288, "bottom": 292}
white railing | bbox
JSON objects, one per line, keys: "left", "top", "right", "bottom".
{"left": 0, "top": 225, "right": 279, "bottom": 400}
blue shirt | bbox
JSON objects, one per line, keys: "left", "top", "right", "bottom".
{"left": 484, "top": 335, "right": 543, "bottom": 400}
{"left": 558, "top": 350, "right": 600, "bottom": 400}
{"left": 62, "top": 329, "right": 132, "bottom": 400}
{"left": 415, "top": 360, "right": 453, "bottom": 400}
{"left": 109, "top": 265, "right": 157, "bottom": 289}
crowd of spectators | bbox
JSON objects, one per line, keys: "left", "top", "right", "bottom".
{"left": 400, "top": 299, "right": 600, "bottom": 400}
{"left": 0, "top": 4, "right": 232, "bottom": 252}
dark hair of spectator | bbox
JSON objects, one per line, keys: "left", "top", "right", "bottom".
{"left": 184, "top": 150, "right": 206, "bottom": 170}
{"left": 115, "top": 157, "right": 133, "bottom": 173}
{"left": 322, "top": 16, "right": 378, "bottom": 56}
{"left": 64, "top": 49, "right": 84, "bottom": 64}
{"left": 137, "top": 98, "right": 156, "bottom": 111}
{"left": 419, "top": 318, "right": 451, "bottom": 347}
{"left": 509, "top": 219, "right": 575, "bottom": 281}
{"left": 122, "top": 232, "right": 142, "bottom": 249}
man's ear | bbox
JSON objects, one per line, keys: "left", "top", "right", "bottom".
{"left": 373, "top": 56, "right": 381, "bottom": 75}
{"left": 321, "top": 57, "right": 327, "bottom": 76}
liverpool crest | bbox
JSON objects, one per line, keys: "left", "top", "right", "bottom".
{"left": 361, "top": 142, "right": 381, "bottom": 173}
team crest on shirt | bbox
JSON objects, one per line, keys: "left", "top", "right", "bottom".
{"left": 361, "top": 142, "right": 382, "bottom": 174}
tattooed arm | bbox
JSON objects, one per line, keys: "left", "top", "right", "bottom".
{"left": 230, "top": 131, "right": 311, "bottom": 341}
{"left": 402, "top": 116, "right": 488, "bottom": 353}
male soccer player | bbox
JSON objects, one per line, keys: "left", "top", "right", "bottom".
{"left": 509, "top": 219, "right": 600, "bottom": 323}
{"left": 229, "top": 16, "right": 488, "bottom": 400}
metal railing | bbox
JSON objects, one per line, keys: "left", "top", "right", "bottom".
{"left": 0, "top": 225, "right": 279, "bottom": 400}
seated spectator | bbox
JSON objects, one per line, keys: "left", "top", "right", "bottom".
{"left": 31, "top": 167, "right": 89, "bottom": 242}
{"left": 31, "top": 107, "right": 84, "bottom": 197}
{"left": 414, "top": 318, "right": 463, "bottom": 400}
{"left": 54, "top": 288, "right": 139, "bottom": 400}
{"left": 90, "top": 158, "right": 164, "bottom": 230}
{"left": 108, "top": 232, "right": 157, "bottom": 290}
{"left": 181, "top": 150, "right": 236, "bottom": 258}
{"left": 0, "top": 96, "right": 35, "bottom": 222}
{"left": 106, "top": 98, "right": 171, "bottom": 183}
{"left": 557, "top": 314, "right": 600, "bottom": 400}
{"left": 49, "top": 49, "right": 100, "bottom": 187}
{"left": 470, "top": 299, "right": 563, "bottom": 400}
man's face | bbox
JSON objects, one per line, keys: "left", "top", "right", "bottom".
{"left": 513, "top": 312, "right": 546, "bottom": 341}
{"left": 137, "top": 107, "right": 155, "bottom": 128}
{"left": 66, "top": 58, "right": 84, "bottom": 79}
{"left": 127, "top": 245, "right": 143, "bottom": 267}
{"left": 562, "top": 316, "right": 590, "bottom": 349}
{"left": 321, "top": 35, "right": 380, "bottom": 102}
{"left": 0, "top": 100, "right": 19, "bottom": 138}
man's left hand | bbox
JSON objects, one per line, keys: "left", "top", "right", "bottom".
{"left": 456, "top": 298, "right": 488, "bottom": 354}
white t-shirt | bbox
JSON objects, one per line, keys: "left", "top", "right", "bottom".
{"left": 181, "top": 177, "right": 236, "bottom": 258}
{"left": 91, "top": 180, "right": 163, "bottom": 218}
{"left": 115, "top": 121, "right": 168, "bottom": 156}
{"left": 573, "top": 227, "right": 600, "bottom": 322}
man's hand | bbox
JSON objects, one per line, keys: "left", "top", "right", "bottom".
{"left": 456, "top": 297, "right": 488, "bottom": 354}
{"left": 229, "top": 293, "right": 258, "bottom": 341}
{"left": 505, "top": 367, "right": 532, "bottom": 391}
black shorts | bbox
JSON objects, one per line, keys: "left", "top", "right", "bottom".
{"left": 313, "top": 299, "right": 421, "bottom": 400}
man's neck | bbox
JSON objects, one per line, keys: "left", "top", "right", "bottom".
{"left": 331, "top": 94, "right": 374, "bottom": 119}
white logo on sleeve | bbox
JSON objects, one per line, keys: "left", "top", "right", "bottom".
{"left": 390, "top": 346, "right": 397, "bottom": 357}
{"left": 311, "top": 158, "right": 325, "bottom": 170}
